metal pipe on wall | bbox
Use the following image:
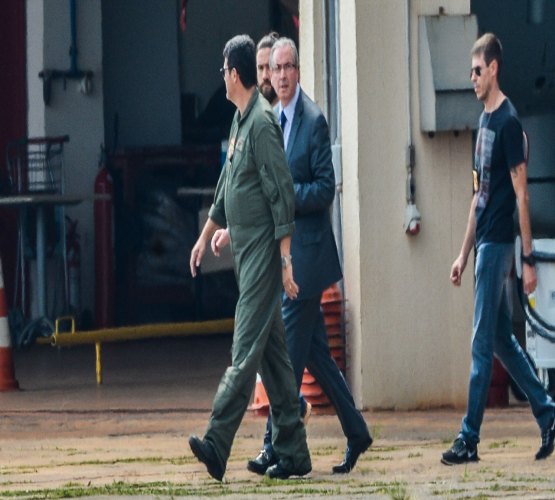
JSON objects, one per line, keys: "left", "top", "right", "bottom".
{"left": 325, "top": 0, "right": 344, "bottom": 268}
{"left": 69, "top": 0, "right": 78, "bottom": 74}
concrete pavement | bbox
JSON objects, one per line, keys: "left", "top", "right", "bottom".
{"left": 2, "top": 334, "right": 555, "bottom": 498}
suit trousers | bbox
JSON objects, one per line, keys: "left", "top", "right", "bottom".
{"left": 263, "top": 293, "right": 370, "bottom": 452}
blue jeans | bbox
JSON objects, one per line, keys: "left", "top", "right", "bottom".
{"left": 460, "top": 242, "right": 555, "bottom": 446}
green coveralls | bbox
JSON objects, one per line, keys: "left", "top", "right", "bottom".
{"left": 205, "top": 89, "right": 311, "bottom": 472}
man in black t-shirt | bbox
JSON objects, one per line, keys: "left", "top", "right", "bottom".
{"left": 441, "top": 33, "right": 555, "bottom": 466}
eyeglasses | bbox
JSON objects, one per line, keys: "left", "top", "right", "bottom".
{"left": 272, "top": 62, "right": 297, "bottom": 73}
{"left": 470, "top": 66, "right": 483, "bottom": 78}
{"left": 220, "top": 66, "right": 234, "bottom": 78}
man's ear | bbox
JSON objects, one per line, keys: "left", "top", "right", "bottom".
{"left": 489, "top": 59, "right": 498, "bottom": 78}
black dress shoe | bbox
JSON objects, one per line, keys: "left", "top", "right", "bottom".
{"left": 266, "top": 460, "right": 311, "bottom": 479}
{"left": 189, "top": 435, "right": 225, "bottom": 481}
{"left": 247, "top": 448, "right": 277, "bottom": 475}
{"left": 536, "top": 417, "right": 555, "bottom": 460}
{"left": 332, "top": 435, "right": 373, "bottom": 474}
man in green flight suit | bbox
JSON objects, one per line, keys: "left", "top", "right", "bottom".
{"left": 188, "top": 34, "right": 311, "bottom": 482}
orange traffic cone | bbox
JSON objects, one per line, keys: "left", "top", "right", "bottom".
{"left": 0, "top": 257, "right": 18, "bottom": 391}
{"left": 249, "top": 373, "right": 269, "bottom": 416}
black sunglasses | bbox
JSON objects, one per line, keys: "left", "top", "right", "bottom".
{"left": 220, "top": 66, "right": 234, "bottom": 77}
{"left": 470, "top": 66, "right": 483, "bottom": 78}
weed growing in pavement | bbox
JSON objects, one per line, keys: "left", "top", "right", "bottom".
{"left": 0, "top": 467, "right": 37, "bottom": 476}
{"left": 431, "top": 487, "right": 468, "bottom": 496}
{"left": 370, "top": 446, "right": 399, "bottom": 453}
{"left": 508, "top": 475, "right": 549, "bottom": 483}
{"left": 0, "top": 480, "right": 232, "bottom": 498}
{"left": 55, "top": 455, "right": 196, "bottom": 467}
{"left": 487, "top": 482, "right": 532, "bottom": 493}
{"left": 359, "top": 455, "right": 393, "bottom": 462}
{"left": 371, "top": 424, "right": 382, "bottom": 439}
{"left": 461, "top": 464, "right": 472, "bottom": 482}
{"left": 377, "top": 481, "right": 411, "bottom": 500}
{"left": 488, "top": 439, "right": 515, "bottom": 449}
{"left": 54, "top": 447, "right": 79, "bottom": 455}
{"left": 312, "top": 445, "right": 339, "bottom": 456}
{"left": 0, "top": 479, "right": 348, "bottom": 498}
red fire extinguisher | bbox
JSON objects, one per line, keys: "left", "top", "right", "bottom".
{"left": 94, "top": 147, "right": 115, "bottom": 328}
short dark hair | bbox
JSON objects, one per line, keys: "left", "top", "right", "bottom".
{"left": 269, "top": 37, "right": 299, "bottom": 69}
{"left": 223, "top": 35, "right": 257, "bottom": 89}
{"left": 471, "top": 33, "right": 503, "bottom": 73}
{"left": 256, "top": 32, "right": 279, "bottom": 52}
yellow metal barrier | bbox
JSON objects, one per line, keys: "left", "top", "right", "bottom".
{"left": 37, "top": 318, "right": 234, "bottom": 384}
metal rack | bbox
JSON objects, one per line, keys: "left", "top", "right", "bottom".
{"left": 4, "top": 136, "right": 71, "bottom": 329}
{"left": 6, "top": 136, "right": 68, "bottom": 195}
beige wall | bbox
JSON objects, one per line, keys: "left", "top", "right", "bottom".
{"left": 298, "top": 1, "right": 326, "bottom": 108}
{"left": 301, "top": 0, "right": 475, "bottom": 409}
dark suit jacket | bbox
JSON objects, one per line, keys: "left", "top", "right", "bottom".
{"left": 283, "top": 89, "right": 342, "bottom": 300}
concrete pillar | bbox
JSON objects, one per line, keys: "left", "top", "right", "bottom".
{"left": 301, "top": 0, "right": 474, "bottom": 409}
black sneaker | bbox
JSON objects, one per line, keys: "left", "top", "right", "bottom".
{"left": 536, "top": 417, "right": 555, "bottom": 460}
{"left": 441, "top": 438, "right": 479, "bottom": 465}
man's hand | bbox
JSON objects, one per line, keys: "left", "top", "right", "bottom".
{"left": 211, "top": 229, "right": 230, "bottom": 257}
{"left": 190, "top": 237, "right": 207, "bottom": 278}
{"left": 522, "top": 264, "right": 537, "bottom": 295}
{"left": 450, "top": 255, "right": 467, "bottom": 287}
{"left": 190, "top": 218, "right": 221, "bottom": 277}
{"left": 283, "top": 264, "right": 299, "bottom": 300}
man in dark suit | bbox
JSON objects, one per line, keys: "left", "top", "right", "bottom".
{"left": 247, "top": 37, "right": 373, "bottom": 475}
{"left": 255, "top": 33, "right": 313, "bottom": 425}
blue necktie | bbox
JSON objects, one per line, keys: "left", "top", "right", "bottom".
{"left": 280, "top": 111, "right": 287, "bottom": 131}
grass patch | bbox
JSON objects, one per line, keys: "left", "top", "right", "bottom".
{"left": 488, "top": 439, "right": 515, "bottom": 449}
{"left": 59, "top": 455, "right": 196, "bottom": 467}
{"left": 359, "top": 455, "right": 393, "bottom": 462}
{"left": 376, "top": 481, "right": 411, "bottom": 500}
{"left": 370, "top": 424, "right": 382, "bottom": 440}
{"left": 0, "top": 479, "right": 349, "bottom": 498}
{"left": 0, "top": 468, "right": 38, "bottom": 476}
{"left": 312, "top": 445, "right": 339, "bottom": 456}
{"left": 509, "top": 475, "right": 549, "bottom": 483}
{"left": 431, "top": 487, "right": 468, "bottom": 496}
{"left": 370, "top": 446, "right": 399, "bottom": 453}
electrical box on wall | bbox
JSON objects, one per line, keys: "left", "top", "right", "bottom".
{"left": 419, "top": 15, "right": 482, "bottom": 132}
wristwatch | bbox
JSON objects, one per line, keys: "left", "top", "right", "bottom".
{"left": 521, "top": 253, "right": 536, "bottom": 267}
{"left": 281, "top": 255, "right": 292, "bottom": 269}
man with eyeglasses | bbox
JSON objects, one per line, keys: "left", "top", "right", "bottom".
{"left": 243, "top": 36, "right": 372, "bottom": 476}
{"left": 254, "top": 28, "right": 314, "bottom": 438}
{"left": 188, "top": 34, "right": 311, "bottom": 482}
{"left": 442, "top": 32, "right": 555, "bottom": 465}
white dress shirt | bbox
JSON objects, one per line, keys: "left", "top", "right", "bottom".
{"left": 276, "top": 83, "right": 301, "bottom": 151}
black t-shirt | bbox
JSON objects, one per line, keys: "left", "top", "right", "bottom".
{"left": 474, "top": 98, "right": 525, "bottom": 246}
